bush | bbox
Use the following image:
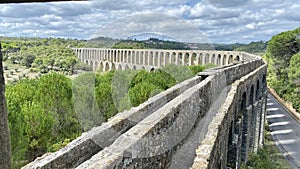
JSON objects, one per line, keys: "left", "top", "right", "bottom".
{"left": 7, "top": 73, "right": 82, "bottom": 168}
{"left": 129, "top": 82, "right": 163, "bottom": 107}
{"left": 47, "top": 138, "right": 71, "bottom": 152}
{"left": 73, "top": 62, "right": 92, "bottom": 71}
{"left": 241, "top": 149, "right": 283, "bottom": 169}
{"left": 188, "top": 65, "right": 206, "bottom": 75}
{"left": 162, "top": 64, "right": 194, "bottom": 83}
{"left": 30, "top": 68, "right": 39, "bottom": 73}
{"left": 95, "top": 82, "right": 117, "bottom": 120}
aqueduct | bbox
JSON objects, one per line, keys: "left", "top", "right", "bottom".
{"left": 71, "top": 48, "right": 253, "bottom": 71}
{"left": 24, "top": 49, "right": 266, "bottom": 169}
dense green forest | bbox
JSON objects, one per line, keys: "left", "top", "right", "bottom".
{"left": 0, "top": 37, "right": 86, "bottom": 75}
{"left": 264, "top": 27, "right": 300, "bottom": 112}
{"left": 111, "top": 38, "right": 268, "bottom": 52}
{"left": 234, "top": 41, "right": 267, "bottom": 54}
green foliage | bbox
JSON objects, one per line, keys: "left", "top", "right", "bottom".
{"left": 130, "top": 70, "right": 152, "bottom": 87}
{"left": 3, "top": 41, "right": 211, "bottom": 168}
{"left": 285, "top": 53, "right": 300, "bottom": 112}
{"left": 72, "top": 72, "right": 104, "bottom": 131}
{"left": 241, "top": 149, "right": 284, "bottom": 169}
{"left": 129, "top": 82, "right": 163, "bottom": 106}
{"left": 20, "top": 53, "right": 36, "bottom": 68}
{"left": 22, "top": 102, "right": 56, "bottom": 159}
{"left": 130, "top": 69, "right": 176, "bottom": 90}
{"left": 151, "top": 69, "right": 177, "bottom": 89}
{"left": 265, "top": 27, "right": 300, "bottom": 113}
{"left": 95, "top": 83, "right": 118, "bottom": 120}
{"left": 267, "top": 29, "right": 300, "bottom": 66}
{"left": 162, "top": 64, "right": 194, "bottom": 83}
{"left": 35, "top": 73, "right": 81, "bottom": 137}
{"left": 111, "top": 70, "right": 137, "bottom": 112}
{"left": 128, "top": 69, "right": 177, "bottom": 106}
{"left": 6, "top": 73, "right": 81, "bottom": 168}
{"left": 73, "top": 62, "right": 93, "bottom": 71}
{"left": 0, "top": 37, "right": 84, "bottom": 74}
{"left": 112, "top": 38, "right": 190, "bottom": 50}
{"left": 47, "top": 138, "right": 71, "bottom": 152}
{"left": 86, "top": 37, "right": 119, "bottom": 48}
{"left": 188, "top": 64, "right": 216, "bottom": 75}
{"left": 213, "top": 43, "right": 245, "bottom": 51}
{"left": 95, "top": 71, "right": 114, "bottom": 85}
{"left": 234, "top": 41, "right": 267, "bottom": 54}
{"left": 288, "top": 53, "right": 300, "bottom": 84}
{"left": 189, "top": 65, "right": 206, "bottom": 75}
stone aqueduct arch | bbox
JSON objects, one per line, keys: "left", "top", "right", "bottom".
{"left": 71, "top": 48, "right": 248, "bottom": 71}
{"left": 224, "top": 73, "right": 267, "bottom": 168}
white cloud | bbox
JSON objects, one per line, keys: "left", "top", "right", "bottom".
{"left": 90, "top": 0, "right": 187, "bottom": 11}
{"left": 91, "top": 12, "right": 210, "bottom": 43}
{"left": 0, "top": 0, "right": 299, "bottom": 43}
{"left": 208, "top": 0, "right": 250, "bottom": 7}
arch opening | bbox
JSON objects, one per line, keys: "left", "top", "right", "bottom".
{"left": 217, "top": 54, "right": 221, "bottom": 65}
{"left": 241, "top": 92, "right": 248, "bottom": 162}
{"left": 105, "top": 62, "right": 110, "bottom": 71}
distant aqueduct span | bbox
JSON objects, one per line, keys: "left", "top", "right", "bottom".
{"left": 71, "top": 48, "right": 257, "bottom": 71}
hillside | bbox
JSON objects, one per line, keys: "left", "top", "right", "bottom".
{"left": 112, "top": 38, "right": 190, "bottom": 50}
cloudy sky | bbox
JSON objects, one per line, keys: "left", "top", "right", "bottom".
{"left": 0, "top": 0, "right": 299, "bottom": 43}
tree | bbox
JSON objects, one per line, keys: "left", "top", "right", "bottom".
{"left": 267, "top": 28, "right": 300, "bottom": 68}
{"left": 0, "top": 43, "right": 12, "bottom": 169}
{"left": 266, "top": 27, "right": 300, "bottom": 95}
{"left": 6, "top": 74, "right": 82, "bottom": 167}
{"left": 129, "top": 82, "right": 163, "bottom": 107}
{"left": 21, "top": 53, "right": 35, "bottom": 68}
{"left": 95, "top": 83, "right": 117, "bottom": 120}
{"left": 22, "top": 102, "right": 56, "bottom": 160}
{"left": 6, "top": 79, "right": 36, "bottom": 168}
{"left": 162, "top": 64, "right": 194, "bottom": 83}
{"left": 73, "top": 72, "right": 104, "bottom": 131}
{"left": 35, "top": 73, "right": 81, "bottom": 137}
{"left": 234, "top": 41, "right": 267, "bottom": 54}
{"left": 286, "top": 53, "right": 300, "bottom": 112}
{"left": 288, "top": 53, "right": 300, "bottom": 85}
{"left": 65, "top": 56, "right": 77, "bottom": 73}
{"left": 45, "top": 57, "right": 55, "bottom": 70}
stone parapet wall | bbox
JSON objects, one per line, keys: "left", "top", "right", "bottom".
{"left": 192, "top": 63, "right": 267, "bottom": 169}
